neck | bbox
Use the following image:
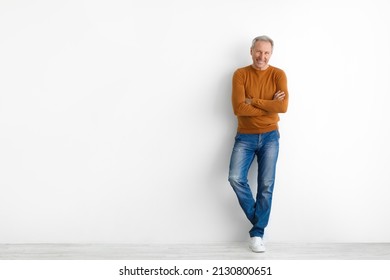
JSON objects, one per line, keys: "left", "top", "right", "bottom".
{"left": 251, "top": 64, "right": 269, "bottom": 71}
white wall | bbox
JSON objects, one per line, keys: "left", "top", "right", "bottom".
{"left": 1, "top": 0, "right": 389, "bottom": 243}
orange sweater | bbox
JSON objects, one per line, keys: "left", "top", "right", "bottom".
{"left": 232, "top": 65, "right": 288, "bottom": 134}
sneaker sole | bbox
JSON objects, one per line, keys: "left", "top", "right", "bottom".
{"left": 249, "top": 246, "right": 266, "bottom": 253}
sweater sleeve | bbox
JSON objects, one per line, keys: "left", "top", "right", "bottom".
{"left": 251, "top": 70, "right": 289, "bottom": 113}
{"left": 232, "top": 70, "right": 266, "bottom": 117}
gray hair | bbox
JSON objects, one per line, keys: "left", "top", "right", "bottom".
{"left": 251, "top": 35, "right": 274, "bottom": 50}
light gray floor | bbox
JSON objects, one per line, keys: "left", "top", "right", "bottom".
{"left": 1, "top": 243, "right": 390, "bottom": 260}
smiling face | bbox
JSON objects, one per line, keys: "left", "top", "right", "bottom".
{"left": 250, "top": 40, "right": 273, "bottom": 70}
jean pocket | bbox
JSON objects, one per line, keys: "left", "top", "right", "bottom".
{"left": 268, "top": 130, "right": 280, "bottom": 141}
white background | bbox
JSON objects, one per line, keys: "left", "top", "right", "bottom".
{"left": 1, "top": 0, "right": 389, "bottom": 243}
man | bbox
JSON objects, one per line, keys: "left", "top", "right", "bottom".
{"left": 228, "top": 35, "right": 288, "bottom": 253}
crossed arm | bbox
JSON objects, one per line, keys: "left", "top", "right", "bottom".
{"left": 231, "top": 70, "right": 288, "bottom": 117}
{"left": 245, "top": 89, "right": 287, "bottom": 113}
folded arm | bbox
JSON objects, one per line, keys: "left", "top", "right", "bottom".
{"left": 231, "top": 71, "right": 267, "bottom": 117}
{"left": 250, "top": 71, "right": 289, "bottom": 113}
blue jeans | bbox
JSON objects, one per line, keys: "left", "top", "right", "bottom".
{"left": 228, "top": 130, "right": 280, "bottom": 238}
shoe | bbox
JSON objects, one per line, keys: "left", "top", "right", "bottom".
{"left": 249, "top": 236, "right": 266, "bottom": 253}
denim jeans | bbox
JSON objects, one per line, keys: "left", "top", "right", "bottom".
{"left": 228, "top": 130, "right": 280, "bottom": 238}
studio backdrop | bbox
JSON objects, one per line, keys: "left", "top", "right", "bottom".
{"left": 1, "top": 0, "right": 390, "bottom": 243}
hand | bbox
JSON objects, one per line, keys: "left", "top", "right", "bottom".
{"left": 273, "top": 90, "right": 285, "bottom": 101}
{"left": 245, "top": 98, "right": 252, "bottom": 104}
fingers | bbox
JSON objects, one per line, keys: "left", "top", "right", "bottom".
{"left": 273, "top": 90, "right": 285, "bottom": 100}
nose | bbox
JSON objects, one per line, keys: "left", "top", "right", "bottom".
{"left": 259, "top": 53, "right": 265, "bottom": 61}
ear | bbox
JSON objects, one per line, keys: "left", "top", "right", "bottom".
{"left": 250, "top": 47, "right": 253, "bottom": 55}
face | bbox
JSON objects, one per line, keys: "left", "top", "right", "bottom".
{"left": 250, "top": 40, "right": 273, "bottom": 70}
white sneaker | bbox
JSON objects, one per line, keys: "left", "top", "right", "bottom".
{"left": 249, "top": 236, "right": 266, "bottom": 253}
